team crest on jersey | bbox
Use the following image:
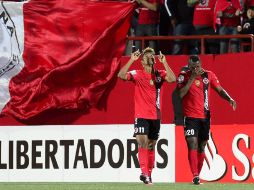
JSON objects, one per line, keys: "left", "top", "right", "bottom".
{"left": 150, "top": 79, "right": 154, "bottom": 85}
{"left": 178, "top": 75, "right": 184, "bottom": 83}
{"left": 195, "top": 80, "right": 200, "bottom": 86}
{"left": 155, "top": 76, "right": 161, "bottom": 83}
{"left": 203, "top": 77, "right": 209, "bottom": 84}
{"left": 0, "top": 2, "right": 21, "bottom": 78}
{"left": 199, "top": 0, "right": 209, "bottom": 6}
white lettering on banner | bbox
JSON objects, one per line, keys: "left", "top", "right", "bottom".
{"left": 0, "top": 125, "right": 175, "bottom": 182}
{"left": 0, "top": 139, "right": 168, "bottom": 170}
{"left": 232, "top": 134, "right": 250, "bottom": 181}
{"left": 200, "top": 134, "right": 227, "bottom": 181}
{"left": 200, "top": 132, "right": 254, "bottom": 182}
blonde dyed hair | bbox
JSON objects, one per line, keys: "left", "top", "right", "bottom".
{"left": 142, "top": 47, "right": 155, "bottom": 55}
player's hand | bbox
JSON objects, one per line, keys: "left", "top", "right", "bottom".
{"left": 190, "top": 67, "right": 204, "bottom": 79}
{"left": 229, "top": 98, "right": 237, "bottom": 111}
{"left": 158, "top": 51, "right": 166, "bottom": 64}
{"left": 131, "top": 50, "right": 141, "bottom": 61}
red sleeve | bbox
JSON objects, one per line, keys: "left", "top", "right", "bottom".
{"left": 126, "top": 70, "right": 138, "bottom": 81}
{"left": 209, "top": 71, "right": 221, "bottom": 89}
{"left": 177, "top": 72, "right": 188, "bottom": 89}
{"left": 158, "top": 70, "right": 167, "bottom": 80}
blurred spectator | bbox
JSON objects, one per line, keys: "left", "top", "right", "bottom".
{"left": 237, "top": 5, "right": 254, "bottom": 51}
{"left": 159, "top": 1, "right": 172, "bottom": 36}
{"left": 158, "top": 0, "right": 173, "bottom": 54}
{"left": 166, "top": 0, "right": 199, "bottom": 55}
{"left": 193, "top": 0, "right": 219, "bottom": 54}
{"left": 134, "top": 0, "right": 161, "bottom": 52}
{"left": 125, "top": 9, "right": 139, "bottom": 55}
{"left": 215, "top": 0, "right": 243, "bottom": 54}
{"left": 237, "top": 6, "right": 254, "bottom": 34}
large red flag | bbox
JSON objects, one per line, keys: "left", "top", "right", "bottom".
{"left": 0, "top": 0, "right": 135, "bottom": 120}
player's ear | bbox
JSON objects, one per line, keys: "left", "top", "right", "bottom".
{"left": 141, "top": 56, "right": 146, "bottom": 64}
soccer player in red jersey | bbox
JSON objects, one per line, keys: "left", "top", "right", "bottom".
{"left": 118, "top": 47, "right": 176, "bottom": 185}
{"left": 177, "top": 55, "right": 237, "bottom": 185}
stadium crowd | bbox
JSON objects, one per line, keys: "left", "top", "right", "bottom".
{"left": 7, "top": 0, "right": 254, "bottom": 54}
{"left": 126, "top": 0, "right": 254, "bottom": 55}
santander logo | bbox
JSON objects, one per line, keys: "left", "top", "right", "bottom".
{"left": 200, "top": 133, "right": 227, "bottom": 181}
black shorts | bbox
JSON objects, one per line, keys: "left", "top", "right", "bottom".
{"left": 184, "top": 117, "right": 210, "bottom": 141}
{"left": 133, "top": 118, "right": 161, "bottom": 140}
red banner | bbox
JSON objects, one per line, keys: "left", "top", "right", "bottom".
{"left": 176, "top": 124, "right": 254, "bottom": 182}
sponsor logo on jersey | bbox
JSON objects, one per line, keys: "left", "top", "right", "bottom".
{"left": 195, "top": 80, "right": 200, "bottom": 86}
{"left": 178, "top": 75, "right": 184, "bottom": 83}
{"left": 203, "top": 77, "right": 209, "bottom": 84}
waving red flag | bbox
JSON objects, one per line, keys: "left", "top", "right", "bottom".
{"left": 0, "top": 0, "right": 135, "bottom": 119}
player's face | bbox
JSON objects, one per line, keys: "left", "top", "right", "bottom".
{"left": 142, "top": 52, "right": 155, "bottom": 66}
{"left": 189, "top": 61, "right": 202, "bottom": 72}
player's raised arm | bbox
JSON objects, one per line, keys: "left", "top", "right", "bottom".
{"left": 118, "top": 50, "right": 141, "bottom": 80}
{"left": 158, "top": 51, "right": 176, "bottom": 83}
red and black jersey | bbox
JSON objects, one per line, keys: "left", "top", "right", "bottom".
{"left": 138, "top": 0, "right": 161, "bottom": 24}
{"left": 126, "top": 69, "right": 166, "bottom": 119}
{"left": 193, "top": 0, "right": 217, "bottom": 27}
{"left": 177, "top": 70, "right": 221, "bottom": 119}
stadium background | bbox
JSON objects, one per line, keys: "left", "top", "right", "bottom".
{"left": 1, "top": 0, "right": 254, "bottom": 186}
{"left": 1, "top": 54, "right": 254, "bottom": 183}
